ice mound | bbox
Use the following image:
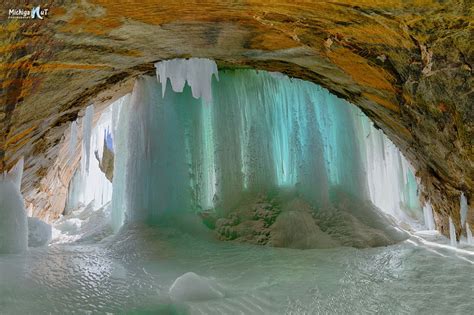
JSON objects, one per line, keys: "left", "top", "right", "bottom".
{"left": 27, "top": 217, "right": 52, "bottom": 247}
{"left": 316, "top": 188, "right": 409, "bottom": 248}
{"left": 53, "top": 202, "right": 112, "bottom": 244}
{"left": 0, "top": 158, "right": 28, "bottom": 254}
{"left": 169, "top": 272, "right": 225, "bottom": 302}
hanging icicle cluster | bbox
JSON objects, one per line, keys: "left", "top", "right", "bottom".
{"left": 66, "top": 104, "right": 113, "bottom": 213}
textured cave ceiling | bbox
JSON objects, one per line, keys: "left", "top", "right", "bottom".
{"left": 0, "top": 0, "right": 472, "bottom": 235}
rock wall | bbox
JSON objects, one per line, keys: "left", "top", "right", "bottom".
{"left": 0, "top": 1, "right": 472, "bottom": 237}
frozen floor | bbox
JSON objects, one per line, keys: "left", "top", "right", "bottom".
{"left": 0, "top": 224, "right": 473, "bottom": 315}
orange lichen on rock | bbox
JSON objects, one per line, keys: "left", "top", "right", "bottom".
{"left": 59, "top": 11, "right": 122, "bottom": 35}
{"left": 327, "top": 47, "right": 396, "bottom": 94}
{"left": 249, "top": 29, "right": 300, "bottom": 50}
{"left": 363, "top": 92, "right": 400, "bottom": 113}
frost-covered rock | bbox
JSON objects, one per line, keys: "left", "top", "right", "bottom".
{"left": 169, "top": 272, "right": 225, "bottom": 302}
{"left": 27, "top": 217, "right": 52, "bottom": 247}
{"left": 0, "top": 158, "right": 28, "bottom": 254}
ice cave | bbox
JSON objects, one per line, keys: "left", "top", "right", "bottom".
{"left": 1, "top": 2, "right": 473, "bottom": 314}
{"left": 1, "top": 58, "right": 472, "bottom": 314}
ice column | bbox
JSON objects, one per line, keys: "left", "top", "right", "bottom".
{"left": 449, "top": 216, "right": 457, "bottom": 247}
{"left": 111, "top": 95, "right": 131, "bottom": 231}
{"left": 423, "top": 203, "right": 436, "bottom": 230}
{"left": 114, "top": 76, "right": 195, "bottom": 224}
{"left": 155, "top": 58, "right": 219, "bottom": 103}
{"left": 81, "top": 105, "right": 94, "bottom": 176}
{"left": 460, "top": 192, "right": 468, "bottom": 227}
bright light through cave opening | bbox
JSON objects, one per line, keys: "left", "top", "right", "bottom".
{"left": 1, "top": 59, "right": 473, "bottom": 314}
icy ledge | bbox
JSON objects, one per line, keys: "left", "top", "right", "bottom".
{"left": 155, "top": 58, "right": 219, "bottom": 103}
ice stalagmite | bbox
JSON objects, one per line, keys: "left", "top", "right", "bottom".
{"left": 0, "top": 157, "right": 28, "bottom": 254}
{"left": 155, "top": 58, "right": 219, "bottom": 103}
{"left": 449, "top": 217, "right": 457, "bottom": 247}
{"left": 81, "top": 105, "right": 94, "bottom": 176}
{"left": 69, "top": 121, "right": 78, "bottom": 159}
{"left": 460, "top": 192, "right": 468, "bottom": 227}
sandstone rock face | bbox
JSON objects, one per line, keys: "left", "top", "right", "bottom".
{"left": 1, "top": 1, "right": 472, "bottom": 236}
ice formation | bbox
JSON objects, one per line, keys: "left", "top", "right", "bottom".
{"left": 27, "top": 217, "right": 52, "bottom": 247}
{"left": 69, "top": 120, "right": 78, "bottom": 158}
{"left": 423, "top": 203, "right": 436, "bottom": 230}
{"left": 155, "top": 58, "right": 219, "bottom": 103}
{"left": 467, "top": 223, "right": 473, "bottom": 245}
{"left": 169, "top": 272, "right": 225, "bottom": 302}
{"left": 66, "top": 106, "right": 113, "bottom": 215}
{"left": 110, "top": 95, "right": 131, "bottom": 230}
{"left": 460, "top": 192, "right": 468, "bottom": 227}
{"left": 449, "top": 216, "right": 457, "bottom": 247}
{"left": 110, "top": 69, "right": 421, "bottom": 240}
{"left": 355, "top": 115, "right": 422, "bottom": 224}
{"left": 0, "top": 158, "right": 28, "bottom": 254}
{"left": 81, "top": 105, "right": 94, "bottom": 176}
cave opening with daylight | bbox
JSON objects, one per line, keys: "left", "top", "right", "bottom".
{"left": 0, "top": 59, "right": 472, "bottom": 314}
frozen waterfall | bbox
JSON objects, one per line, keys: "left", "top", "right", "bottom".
{"left": 460, "top": 192, "right": 468, "bottom": 227}
{"left": 423, "top": 203, "right": 436, "bottom": 230}
{"left": 449, "top": 216, "right": 457, "bottom": 247}
{"left": 110, "top": 67, "right": 422, "bottom": 233}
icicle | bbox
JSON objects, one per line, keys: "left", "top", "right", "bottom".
{"left": 69, "top": 121, "right": 78, "bottom": 159}
{"left": 66, "top": 104, "right": 115, "bottom": 215}
{"left": 154, "top": 58, "right": 219, "bottom": 103}
{"left": 449, "top": 216, "right": 457, "bottom": 247}
{"left": 81, "top": 105, "right": 94, "bottom": 175}
{"left": 423, "top": 203, "right": 435, "bottom": 230}
{"left": 467, "top": 223, "right": 473, "bottom": 245}
{"left": 460, "top": 192, "right": 468, "bottom": 227}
